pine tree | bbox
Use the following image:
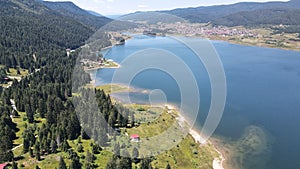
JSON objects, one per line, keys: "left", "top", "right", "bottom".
{"left": 70, "top": 153, "right": 81, "bottom": 169}
{"left": 34, "top": 141, "right": 41, "bottom": 161}
{"left": 29, "top": 148, "right": 34, "bottom": 158}
{"left": 61, "top": 139, "right": 70, "bottom": 152}
{"left": 84, "top": 150, "right": 94, "bottom": 169}
{"left": 140, "top": 158, "right": 153, "bottom": 169}
{"left": 50, "top": 140, "right": 57, "bottom": 153}
{"left": 119, "top": 150, "right": 132, "bottom": 169}
{"left": 113, "top": 142, "right": 120, "bottom": 156}
{"left": 166, "top": 163, "right": 171, "bottom": 169}
{"left": 58, "top": 157, "right": 67, "bottom": 169}
{"left": 132, "top": 147, "right": 139, "bottom": 163}
{"left": 38, "top": 99, "right": 46, "bottom": 118}
{"left": 92, "top": 143, "right": 102, "bottom": 154}
{"left": 119, "top": 156, "right": 132, "bottom": 169}
{"left": 77, "top": 144, "right": 84, "bottom": 153}
{"left": 0, "top": 119, "right": 14, "bottom": 163}
{"left": 12, "top": 161, "right": 18, "bottom": 169}
{"left": 25, "top": 103, "right": 34, "bottom": 123}
{"left": 106, "top": 157, "right": 117, "bottom": 169}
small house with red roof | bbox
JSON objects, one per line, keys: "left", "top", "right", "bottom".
{"left": 130, "top": 134, "right": 140, "bottom": 142}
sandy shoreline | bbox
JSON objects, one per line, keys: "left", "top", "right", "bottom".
{"left": 164, "top": 104, "right": 225, "bottom": 169}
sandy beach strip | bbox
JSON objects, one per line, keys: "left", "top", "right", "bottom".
{"left": 189, "top": 128, "right": 225, "bottom": 169}
{"left": 165, "top": 104, "right": 225, "bottom": 169}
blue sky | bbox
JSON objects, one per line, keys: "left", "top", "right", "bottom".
{"left": 48, "top": 0, "right": 289, "bottom": 15}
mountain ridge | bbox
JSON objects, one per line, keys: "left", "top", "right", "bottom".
{"left": 162, "top": 0, "right": 299, "bottom": 23}
{"left": 121, "top": 0, "right": 300, "bottom": 27}
{"left": 41, "top": 1, "right": 112, "bottom": 29}
{"left": 212, "top": 7, "right": 300, "bottom": 26}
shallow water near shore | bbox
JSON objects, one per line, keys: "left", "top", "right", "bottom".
{"left": 94, "top": 34, "right": 300, "bottom": 169}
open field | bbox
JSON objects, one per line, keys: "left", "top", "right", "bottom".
{"left": 8, "top": 68, "right": 29, "bottom": 77}
{"left": 126, "top": 110, "right": 175, "bottom": 138}
{"left": 152, "top": 134, "right": 219, "bottom": 169}
{"left": 0, "top": 68, "right": 28, "bottom": 88}
{"left": 96, "top": 84, "right": 131, "bottom": 94}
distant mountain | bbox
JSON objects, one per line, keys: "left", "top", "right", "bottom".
{"left": 106, "top": 15, "right": 122, "bottom": 19}
{"left": 213, "top": 8, "right": 300, "bottom": 27}
{"left": 41, "top": 1, "right": 111, "bottom": 29}
{"left": 87, "top": 10, "right": 103, "bottom": 17}
{"left": 118, "top": 0, "right": 300, "bottom": 26}
{"left": 163, "top": 0, "right": 300, "bottom": 23}
{"left": 120, "top": 11, "right": 187, "bottom": 24}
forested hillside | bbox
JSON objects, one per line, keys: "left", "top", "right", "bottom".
{"left": 0, "top": 0, "right": 97, "bottom": 72}
{"left": 42, "top": 1, "right": 112, "bottom": 29}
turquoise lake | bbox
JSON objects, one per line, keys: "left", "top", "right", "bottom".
{"left": 94, "top": 35, "right": 300, "bottom": 169}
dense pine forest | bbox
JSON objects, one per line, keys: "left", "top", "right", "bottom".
{"left": 0, "top": 0, "right": 146, "bottom": 168}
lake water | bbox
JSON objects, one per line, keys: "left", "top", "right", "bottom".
{"left": 94, "top": 35, "right": 300, "bottom": 169}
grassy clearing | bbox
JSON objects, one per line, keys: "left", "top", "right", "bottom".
{"left": 0, "top": 83, "right": 11, "bottom": 88}
{"left": 126, "top": 111, "right": 175, "bottom": 138}
{"left": 7, "top": 68, "right": 29, "bottom": 77}
{"left": 12, "top": 111, "right": 46, "bottom": 157}
{"left": 18, "top": 152, "right": 70, "bottom": 169}
{"left": 72, "top": 92, "right": 81, "bottom": 97}
{"left": 96, "top": 84, "right": 131, "bottom": 94}
{"left": 125, "top": 104, "right": 164, "bottom": 123}
{"left": 152, "top": 134, "right": 218, "bottom": 169}
{"left": 0, "top": 67, "right": 28, "bottom": 87}
{"left": 12, "top": 111, "right": 27, "bottom": 154}
{"left": 85, "top": 83, "right": 131, "bottom": 94}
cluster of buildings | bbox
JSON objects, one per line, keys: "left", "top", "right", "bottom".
{"left": 80, "top": 58, "right": 105, "bottom": 69}
{"left": 132, "top": 23, "right": 257, "bottom": 38}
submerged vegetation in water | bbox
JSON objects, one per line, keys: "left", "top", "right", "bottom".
{"left": 216, "top": 126, "right": 274, "bottom": 169}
